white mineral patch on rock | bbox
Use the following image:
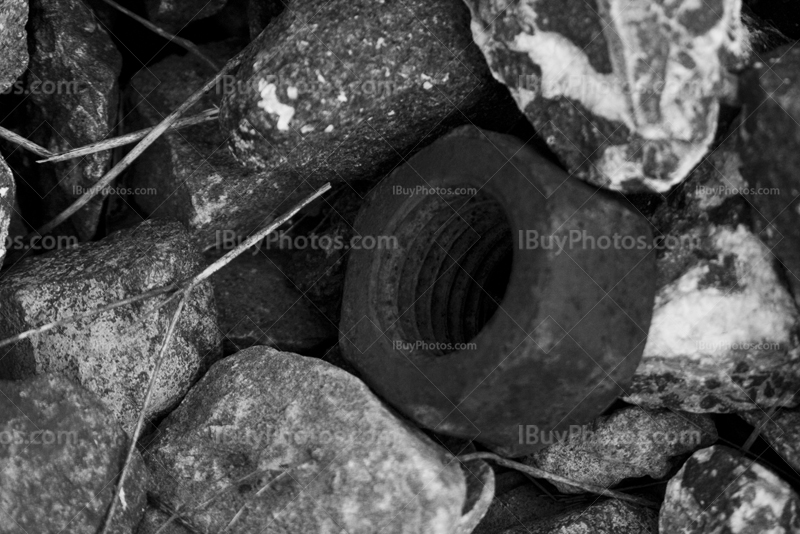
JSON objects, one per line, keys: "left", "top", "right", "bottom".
{"left": 257, "top": 80, "right": 295, "bottom": 131}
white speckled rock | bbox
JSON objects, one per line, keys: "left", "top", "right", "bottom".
{"left": 0, "top": 374, "right": 148, "bottom": 534}
{"left": 623, "top": 147, "right": 800, "bottom": 412}
{"left": 499, "top": 499, "right": 658, "bottom": 534}
{"left": 0, "top": 0, "right": 28, "bottom": 93}
{"left": 660, "top": 445, "right": 800, "bottom": 533}
{"left": 0, "top": 157, "right": 14, "bottom": 266}
{"left": 144, "top": 346, "right": 472, "bottom": 534}
{"left": 463, "top": 0, "right": 745, "bottom": 193}
{"left": 0, "top": 219, "right": 221, "bottom": 434}
{"left": 524, "top": 407, "right": 717, "bottom": 494}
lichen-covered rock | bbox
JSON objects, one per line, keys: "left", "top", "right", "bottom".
{"left": 464, "top": 0, "right": 745, "bottom": 193}
{"left": 623, "top": 147, "right": 800, "bottom": 412}
{"left": 740, "top": 409, "right": 800, "bottom": 474}
{"left": 218, "top": 0, "right": 519, "bottom": 186}
{"left": 0, "top": 0, "right": 28, "bottom": 93}
{"left": 740, "top": 44, "right": 800, "bottom": 307}
{"left": 524, "top": 407, "right": 717, "bottom": 494}
{"left": 0, "top": 157, "right": 14, "bottom": 266}
{"left": 0, "top": 374, "right": 148, "bottom": 534}
{"left": 660, "top": 445, "right": 800, "bottom": 533}
{"left": 499, "top": 499, "right": 658, "bottom": 534}
{"left": 207, "top": 250, "right": 337, "bottom": 354}
{"left": 144, "top": 346, "right": 470, "bottom": 534}
{"left": 125, "top": 40, "right": 283, "bottom": 248}
{"left": 21, "top": 0, "right": 121, "bottom": 239}
{"left": 144, "top": 0, "right": 226, "bottom": 33}
{"left": 0, "top": 219, "right": 221, "bottom": 434}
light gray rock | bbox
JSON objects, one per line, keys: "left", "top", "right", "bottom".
{"left": 0, "top": 374, "right": 148, "bottom": 534}
{"left": 0, "top": 157, "right": 14, "bottom": 266}
{"left": 624, "top": 147, "right": 800, "bottom": 412}
{"left": 525, "top": 407, "right": 717, "bottom": 494}
{"left": 463, "top": 0, "right": 746, "bottom": 193}
{"left": 660, "top": 445, "right": 800, "bottom": 533}
{"left": 0, "top": 219, "right": 221, "bottom": 434}
{"left": 21, "top": 0, "right": 122, "bottom": 239}
{"left": 144, "top": 346, "right": 473, "bottom": 534}
{"left": 499, "top": 499, "right": 658, "bottom": 534}
{"left": 0, "top": 0, "right": 28, "bottom": 93}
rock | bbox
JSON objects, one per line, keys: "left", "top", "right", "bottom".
{"left": 0, "top": 219, "right": 221, "bottom": 434}
{"left": 0, "top": 0, "right": 28, "bottom": 93}
{"left": 0, "top": 374, "right": 148, "bottom": 534}
{"left": 0, "top": 157, "right": 14, "bottom": 266}
{"left": 524, "top": 407, "right": 717, "bottom": 494}
{"left": 247, "top": 0, "right": 283, "bottom": 40}
{"left": 498, "top": 499, "right": 658, "bottom": 534}
{"left": 660, "top": 445, "right": 800, "bottom": 533}
{"left": 473, "top": 476, "right": 585, "bottom": 534}
{"left": 20, "top": 0, "right": 122, "bottom": 240}
{"left": 623, "top": 147, "right": 800, "bottom": 412}
{"left": 125, "top": 40, "right": 286, "bottom": 248}
{"left": 740, "top": 44, "right": 800, "bottom": 306}
{"left": 144, "top": 346, "right": 471, "bottom": 534}
{"left": 144, "top": 0, "right": 227, "bottom": 33}
{"left": 135, "top": 505, "right": 193, "bottom": 534}
{"left": 207, "top": 249, "right": 337, "bottom": 355}
{"left": 741, "top": 409, "right": 800, "bottom": 474}
{"left": 218, "top": 0, "right": 519, "bottom": 195}
{"left": 463, "top": 0, "right": 745, "bottom": 193}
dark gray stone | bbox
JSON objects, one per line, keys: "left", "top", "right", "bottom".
{"left": 499, "top": 499, "right": 658, "bottom": 534}
{"left": 21, "top": 0, "right": 121, "bottom": 239}
{"left": 0, "top": 157, "right": 14, "bottom": 266}
{"left": 525, "top": 407, "right": 717, "bottom": 494}
{"left": 0, "top": 219, "right": 221, "bottom": 434}
{"left": 218, "top": 0, "right": 519, "bottom": 207}
{"left": 144, "top": 0, "right": 227, "bottom": 33}
{"left": 740, "top": 44, "right": 800, "bottom": 308}
{"left": 741, "top": 409, "right": 800, "bottom": 475}
{"left": 0, "top": 374, "right": 148, "bottom": 534}
{"left": 207, "top": 249, "right": 337, "bottom": 355}
{"left": 660, "top": 445, "right": 800, "bottom": 533}
{"left": 144, "top": 346, "right": 471, "bottom": 534}
{"left": 463, "top": 0, "right": 745, "bottom": 193}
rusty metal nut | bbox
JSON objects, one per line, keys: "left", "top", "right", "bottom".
{"left": 339, "top": 126, "right": 656, "bottom": 457}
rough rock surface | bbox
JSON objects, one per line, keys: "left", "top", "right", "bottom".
{"left": 624, "top": 147, "right": 800, "bottom": 412}
{"left": 218, "top": 0, "right": 519, "bottom": 197}
{"left": 144, "top": 0, "right": 227, "bottom": 33}
{"left": 207, "top": 250, "right": 337, "bottom": 354}
{"left": 660, "top": 445, "right": 800, "bottom": 533}
{"left": 0, "top": 219, "right": 220, "bottom": 434}
{"left": 525, "top": 407, "right": 717, "bottom": 494}
{"left": 0, "top": 158, "right": 14, "bottom": 267}
{"left": 0, "top": 0, "right": 28, "bottom": 93}
{"left": 740, "top": 44, "right": 800, "bottom": 306}
{"left": 135, "top": 505, "right": 192, "bottom": 534}
{"left": 20, "top": 0, "right": 122, "bottom": 240}
{"left": 741, "top": 409, "right": 800, "bottom": 474}
{"left": 0, "top": 374, "right": 148, "bottom": 534}
{"left": 125, "top": 40, "right": 281, "bottom": 248}
{"left": 498, "top": 499, "right": 658, "bottom": 534}
{"left": 144, "top": 346, "right": 469, "bottom": 534}
{"left": 464, "top": 0, "right": 745, "bottom": 193}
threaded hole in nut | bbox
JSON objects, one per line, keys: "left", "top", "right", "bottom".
{"left": 397, "top": 191, "right": 512, "bottom": 356}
